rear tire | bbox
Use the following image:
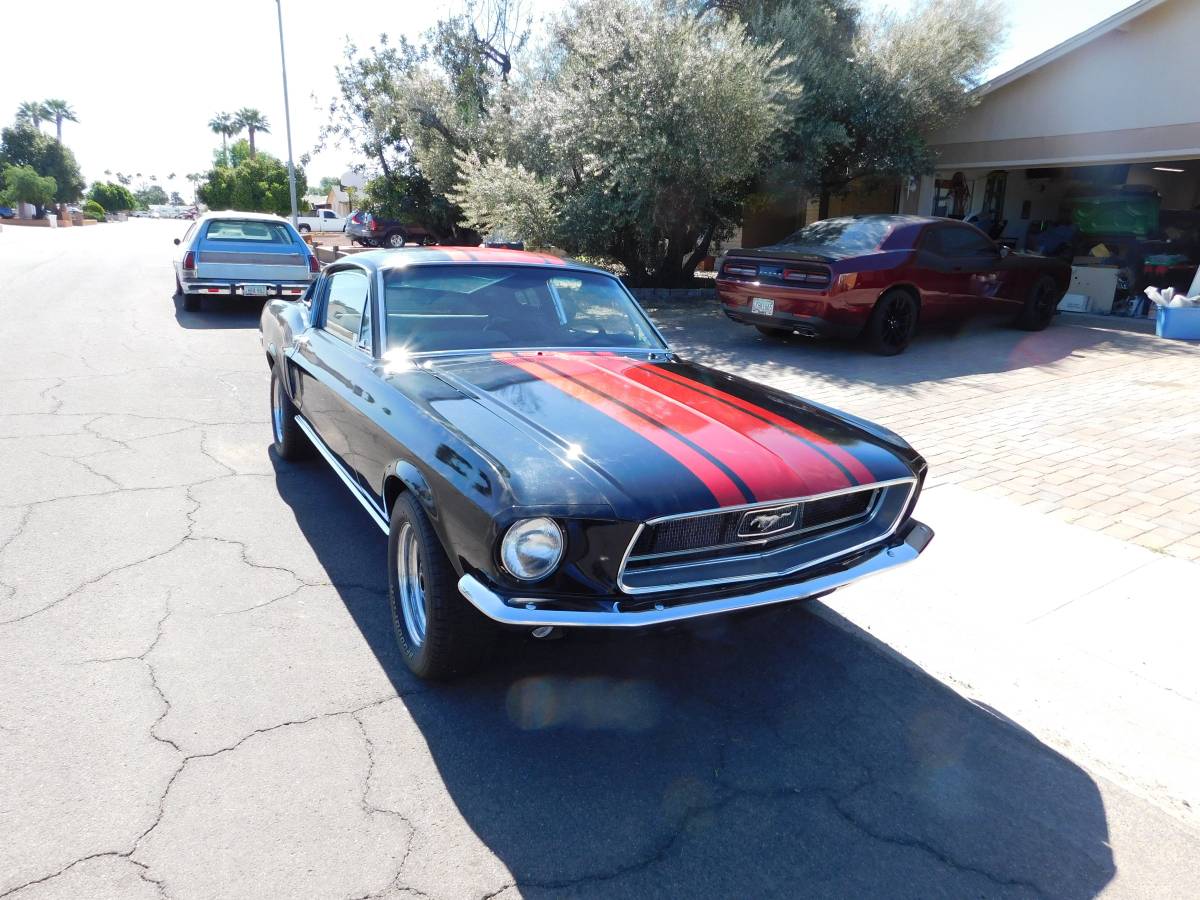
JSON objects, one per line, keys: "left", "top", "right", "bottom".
{"left": 864, "top": 289, "right": 919, "bottom": 355}
{"left": 298, "top": 224, "right": 311, "bottom": 233}
{"left": 270, "top": 366, "right": 311, "bottom": 461}
{"left": 1016, "top": 275, "right": 1060, "bottom": 331}
{"left": 385, "top": 231, "right": 406, "bottom": 249}
{"left": 388, "top": 492, "right": 496, "bottom": 680}
{"left": 183, "top": 293, "right": 200, "bottom": 312}
{"left": 755, "top": 324, "right": 793, "bottom": 338}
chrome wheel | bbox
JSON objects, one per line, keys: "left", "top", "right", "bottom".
{"left": 271, "top": 374, "right": 285, "bottom": 445}
{"left": 396, "top": 522, "right": 427, "bottom": 647}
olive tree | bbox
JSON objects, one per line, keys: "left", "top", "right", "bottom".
{"left": 454, "top": 0, "right": 794, "bottom": 284}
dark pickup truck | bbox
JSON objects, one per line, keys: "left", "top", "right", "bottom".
{"left": 346, "top": 211, "right": 481, "bottom": 249}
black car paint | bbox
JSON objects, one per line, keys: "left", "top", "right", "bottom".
{"left": 261, "top": 251, "right": 927, "bottom": 613}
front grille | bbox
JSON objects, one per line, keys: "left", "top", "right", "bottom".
{"left": 629, "top": 489, "right": 877, "bottom": 562}
{"left": 619, "top": 482, "right": 913, "bottom": 594}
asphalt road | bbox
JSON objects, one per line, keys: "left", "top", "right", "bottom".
{"left": 1, "top": 221, "right": 1197, "bottom": 899}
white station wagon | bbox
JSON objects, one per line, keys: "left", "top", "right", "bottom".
{"left": 172, "top": 211, "right": 319, "bottom": 312}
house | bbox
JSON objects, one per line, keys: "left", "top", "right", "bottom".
{"left": 899, "top": 0, "right": 1200, "bottom": 253}
{"left": 741, "top": 0, "right": 1200, "bottom": 255}
{"left": 326, "top": 188, "right": 352, "bottom": 218}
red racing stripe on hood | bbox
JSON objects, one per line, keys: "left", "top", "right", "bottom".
{"left": 493, "top": 353, "right": 748, "bottom": 507}
{"left": 583, "top": 354, "right": 856, "bottom": 495}
{"left": 634, "top": 363, "right": 875, "bottom": 486}
{"left": 522, "top": 352, "right": 828, "bottom": 502}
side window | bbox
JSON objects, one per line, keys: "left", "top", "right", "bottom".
{"left": 322, "top": 270, "right": 371, "bottom": 346}
{"left": 920, "top": 227, "right": 944, "bottom": 256}
{"left": 940, "top": 226, "right": 997, "bottom": 258}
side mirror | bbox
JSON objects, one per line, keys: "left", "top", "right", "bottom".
{"left": 173, "top": 238, "right": 181, "bottom": 245}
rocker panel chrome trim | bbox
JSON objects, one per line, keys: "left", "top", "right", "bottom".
{"left": 293, "top": 415, "right": 390, "bottom": 534}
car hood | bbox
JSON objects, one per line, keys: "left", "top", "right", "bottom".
{"left": 417, "top": 351, "right": 921, "bottom": 521}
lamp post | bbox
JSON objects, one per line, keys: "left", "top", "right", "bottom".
{"left": 275, "top": 0, "right": 299, "bottom": 227}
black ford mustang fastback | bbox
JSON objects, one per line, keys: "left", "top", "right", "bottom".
{"left": 260, "top": 248, "right": 933, "bottom": 678}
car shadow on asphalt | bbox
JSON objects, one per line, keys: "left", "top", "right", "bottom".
{"left": 172, "top": 291, "right": 266, "bottom": 329}
{"left": 272, "top": 454, "right": 1115, "bottom": 898}
{"left": 657, "top": 306, "right": 1191, "bottom": 392}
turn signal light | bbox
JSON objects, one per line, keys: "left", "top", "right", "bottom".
{"left": 837, "top": 272, "right": 858, "bottom": 291}
{"left": 182, "top": 250, "right": 195, "bottom": 271}
{"left": 308, "top": 255, "right": 320, "bottom": 273}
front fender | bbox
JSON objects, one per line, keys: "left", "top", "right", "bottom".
{"left": 390, "top": 460, "right": 436, "bottom": 519}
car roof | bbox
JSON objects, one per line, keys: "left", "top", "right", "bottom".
{"left": 197, "top": 210, "right": 293, "bottom": 224}
{"left": 334, "top": 247, "right": 610, "bottom": 276}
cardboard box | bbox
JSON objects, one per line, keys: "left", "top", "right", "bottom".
{"left": 1058, "top": 292, "right": 1090, "bottom": 313}
{"left": 1069, "top": 265, "right": 1119, "bottom": 315}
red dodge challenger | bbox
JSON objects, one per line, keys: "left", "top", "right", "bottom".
{"left": 716, "top": 215, "right": 1070, "bottom": 355}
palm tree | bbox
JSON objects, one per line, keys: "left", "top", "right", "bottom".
{"left": 186, "top": 173, "right": 203, "bottom": 205}
{"left": 208, "top": 112, "right": 236, "bottom": 166}
{"left": 234, "top": 108, "right": 270, "bottom": 159}
{"left": 15, "top": 101, "right": 49, "bottom": 130}
{"left": 42, "top": 99, "right": 78, "bottom": 142}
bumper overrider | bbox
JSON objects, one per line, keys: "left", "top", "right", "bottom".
{"left": 458, "top": 518, "right": 933, "bottom": 628}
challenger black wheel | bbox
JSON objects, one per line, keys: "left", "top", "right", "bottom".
{"left": 1016, "top": 275, "right": 1060, "bottom": 331}
{"left": 755, "top": 324, "right": 793, "bottom": 338}
{"left": 388, "top": 492, "right": 495, "bottom": 680}
{"left": 864, "top": 289, "right": 918, "bottom": 355}
{"left": 269, "top": 366, "right": 311, "bottom": 461}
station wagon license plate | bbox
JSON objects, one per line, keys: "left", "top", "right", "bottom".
{"left": 243, "top": 284, "right": 270, "bottom": 297}
{"left": 751, "top": 297, "right": 774, "bottom": 316}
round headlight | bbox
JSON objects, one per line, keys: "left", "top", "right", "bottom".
{"left": 500, "top": 518, "right": 564, "bottom": 582}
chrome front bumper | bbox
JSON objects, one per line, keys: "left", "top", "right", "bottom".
{"left": 458, "top": 520, "right": 933, "bottom": 628}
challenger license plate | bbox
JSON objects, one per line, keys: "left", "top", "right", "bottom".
{"left": 243, "top": 284, "right": 270, "bottom": 297}
{"left": 751, "top": 297, "right": 774, "bottom": 316}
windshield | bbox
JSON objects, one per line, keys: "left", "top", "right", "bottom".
{"left": 382, "top": 265, "right": 664, "bottom": 354}
{"left": 204, "top": 219, "right": 295, "bottom": 243}
{"left": 778, "top": 218, "right": 890, "bottom": 251}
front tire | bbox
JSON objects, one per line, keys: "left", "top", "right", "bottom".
{"left": 864, "top": 289, "right": 919, "bottom": 355}
{"left": 270, "top": 366, "right": 311, "bottom": 461}
{"left": 1016, "top": 275, "right": 1060, "bottom": 331}
{"left": 388, "top": 493, "right": 495, "bottom": 680}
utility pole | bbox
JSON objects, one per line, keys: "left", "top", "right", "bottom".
{"left": 275, "top": 0, "right": 299, "bottom": 227}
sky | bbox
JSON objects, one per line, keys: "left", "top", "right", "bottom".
{"left": 0, "top": 0, "right": 1135, "bottom": 196}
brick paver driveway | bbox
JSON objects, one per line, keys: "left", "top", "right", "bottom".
{"left": 652, "top": 304, "right": 1200, "bottom": 560}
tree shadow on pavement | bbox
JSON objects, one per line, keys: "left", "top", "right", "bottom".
{"left": 172, "top": 291, "right": 266, "bottom": 330}
{"left": 655, "top": 304, "right": 1192, "bottom": 393}
{"left": 273, "top": 455, "right": 1115, "bottom": 899}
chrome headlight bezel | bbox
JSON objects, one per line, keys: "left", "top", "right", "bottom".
{"left": 500, "top": 517, "right": 565, "bottom": 582}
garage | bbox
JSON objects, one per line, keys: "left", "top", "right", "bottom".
{"left": 900, "top": 0, "right": 1200, "bottom": 316}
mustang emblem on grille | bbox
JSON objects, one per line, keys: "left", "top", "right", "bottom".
{"left": 737, "top": 504, "right": 799, "bottom": 538}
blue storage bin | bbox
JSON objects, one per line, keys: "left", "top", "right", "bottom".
{"left": 1156, "top": 306, "right": 1200, "bottom": 341}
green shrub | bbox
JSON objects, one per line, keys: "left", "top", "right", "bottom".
{"left": 82, "top": 199, "right": 105, "bottom": 221}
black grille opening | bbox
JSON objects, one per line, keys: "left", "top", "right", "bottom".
{"left": 629, "top": 489, "right": 878, "bottom": 563}
{"left": 805, "top": 491, "right": 875, "bottom": 529}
